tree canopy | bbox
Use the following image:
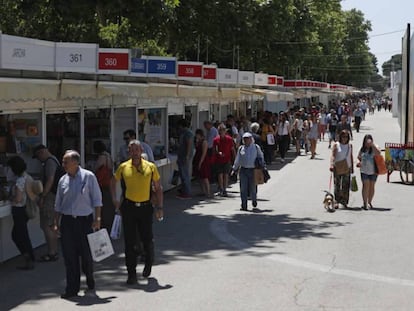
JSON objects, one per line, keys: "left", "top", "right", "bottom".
{"left": 0, "top": 0, "right": 383, "bottom": 90}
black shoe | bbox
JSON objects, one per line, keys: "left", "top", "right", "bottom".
{"left": 126, "top": 273, "right": 137, "bottom": 285}
{"left": 84, "top": 289, "right": 97, "bottom": 297}
{"left": 252, "top": 201, "right": 257, "bottom": 207}
{"left": 240, "top": 207, "right": 247, "bottom": 211}
{"left": 61, "top": 292, "right": 78, "bottom": 299}
{"left": 16, "top": 256, "right": 34, "bottom": 270}
{"left": 142, "top": 264, "right": 152, "bottom": 278}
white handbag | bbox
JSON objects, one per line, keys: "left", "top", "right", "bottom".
{"left": 87, "top": 229, "right": 114, "bottom": 262}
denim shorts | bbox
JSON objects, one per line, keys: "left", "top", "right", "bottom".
{"left": 361, "top": 173, "right": 378, "bottom": 182}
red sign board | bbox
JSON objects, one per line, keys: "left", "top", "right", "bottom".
{"left": 277, "top": 77, "right": 284, "bottom": 86}
{"left": 203, "top": 66, "right": 217, "bottom": 80}
{"left": 283, "top": 80, "right": 295, "bottom": 87}
{"left": 178, "top": 63, "right": 203, "bottom": 78}
{"left": 268, "top": 76, "right": 276, "bottom": 85}
{"left": 98, "top": 52, "right": 129, "bottom": 70}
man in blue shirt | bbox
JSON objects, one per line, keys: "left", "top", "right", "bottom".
{"left": 231, "top": 132, "right": 264, "bottom": 211}
{"left": 54, "top": 150, "right": 102, "bottom": 299}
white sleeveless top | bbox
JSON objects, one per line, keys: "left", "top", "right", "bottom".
{"left": 335, "top": 142, "right": 352, "bottom": 167}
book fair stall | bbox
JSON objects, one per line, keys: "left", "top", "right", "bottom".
{"left": 0, "top": 33, "right": 352, "bottom": 262}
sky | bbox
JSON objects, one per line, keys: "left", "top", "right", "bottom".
{"left": 341, "top": 0, "right": 412, "bottom": 75}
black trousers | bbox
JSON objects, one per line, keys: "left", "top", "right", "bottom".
{"left": 11, "top": 206, "right": 34, "bottom": 260}
{"left": 121, "top": 201, "right": 154, "bottom": 276}
{"left": 263, "top": 143, "right": 274, "bottom": 165}
{"left": 278, "top": 135, "right": 290, "bottom": 159}
{"left": 60, "top": 214, "right": 94, "bottom": 294}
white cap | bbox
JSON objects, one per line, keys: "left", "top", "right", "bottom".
{"left": 242, "top": 132, "right": 253, "bottom": 138}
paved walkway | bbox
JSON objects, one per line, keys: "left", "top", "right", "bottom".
{"left": 0, "top": 109, "right": 404, "bottom": 310}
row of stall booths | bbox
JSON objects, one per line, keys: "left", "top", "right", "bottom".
{"left": 0, "top": 71, "right": 352, "bottom": 261}
{"left": 0, "top": 72, "right": 288, "bottom": 262}
{"left": 0, "top": 31, "right": 351, "bottom": 261}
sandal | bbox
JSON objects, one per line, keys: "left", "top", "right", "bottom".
{"left": 39, "top": 253, "right": 59, "bottom": 262}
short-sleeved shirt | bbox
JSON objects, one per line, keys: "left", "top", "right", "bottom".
{"left": 213, "top": 135, "right": 234, "bottom": 164}
{"left": 114, "top": 159, "right": 160, "bottom": 202}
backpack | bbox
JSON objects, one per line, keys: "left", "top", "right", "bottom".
{"left": 45, "top": 157, "right": 65, "bottom": 194}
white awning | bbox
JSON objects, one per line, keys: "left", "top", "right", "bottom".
{"left": 265, "top": 90, "right": 294, "bottom": 102}
{"left": 220, "top": 87, "right": 240, "bottom": 100}
{"left": 147, "top": 83, "right": 177, "bottom": 98}
{"left": 60, "top": 79, "right": 97, "bottom": 99}
{"left": 97, "top": 81, "right": 148, "bottom": 98}
{"left": 178, "top": 85, "right": 218, "bottom": 98}
{"left": 0, "top": 78, "right": 59, "bottom": 101}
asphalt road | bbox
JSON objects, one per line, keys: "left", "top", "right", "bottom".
{"left": 1, "top": 109, "right": 413, "bottom": 311}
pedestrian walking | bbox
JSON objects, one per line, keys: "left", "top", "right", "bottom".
{"left": 231, "top": 132, "right": 264, "bottom": 211}
{"left": 277, "top": 112, "right": 291, "bottom": 162}
{"left": 7, "top": 156, "right": 35, "bottom": 270}
{"left": 291, "top": 112, "right": 304, "bottom": 156}
{"left": 54, "top": 150, "right": 102, "bottom": 299}
{"left": 193, "top": 129, "right": 211, "bottom": 197}
{"left": 308, "top": 114, "right": 319, "bottom": 159}
{"left": 213, "top": 124, "right": 235, "bottom": 196}
{"left": 111, "top": 140, "right": 164, "bottom": 284}
{"left": 327, "top": 110, "right": 339, "bottom": 148}
{"left": 261, "top": 118, "right": 276, "bottom": 164}
{"left": 176, "top": 119, "right": 194, "bottom": 199}
{"left": 119, "top": 129, "right": 154, "bottom": 164}
{"left": 318, "top": 107, "right": 327, "bottom": 141}
{"left": 356, "top": 134, "right": 381, "bottom": 210}
{"left": 93, "top": 140, "right": 114, "bottom": 232}
{"left": 329, "top": 130, "right": 354, "bottom": 209}
{"left": 336, "top": 115, "right": 353, "bottom": 140}
{"left": 32, "top": 144, "right": 62, "bottom": 262}
{"left": 353, "top": 106, "right": 364, "bottom": 133}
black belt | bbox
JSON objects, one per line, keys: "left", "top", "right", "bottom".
{"left": 63, "top": 214, "right": 92, "bottom": 219}
{"left": 125, "top": 199, "right": 151, "bottom": 207}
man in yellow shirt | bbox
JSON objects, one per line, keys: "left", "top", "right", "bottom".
{"left": 111, "top": 140, "right": 163, "bottom": 284}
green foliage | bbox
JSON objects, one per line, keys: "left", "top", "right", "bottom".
{"left": 0, "top": 0, "right": 379, "bottom": 89}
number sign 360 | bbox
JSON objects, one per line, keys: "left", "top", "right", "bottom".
{"left": 99, "top": 52, "right": 128, "bottom": 70}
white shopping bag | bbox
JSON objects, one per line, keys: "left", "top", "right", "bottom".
{"left": 266, "top": 133, "right": 275, "bottom": 145}
{"left": 110, "top": 214, "right": 122, "bottom": 240}
{"left": 87, "top": 229, "right": 114, "bottom": 262}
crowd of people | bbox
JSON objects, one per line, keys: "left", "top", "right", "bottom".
{"left": 6, "top": 95, "right": 389, "bottom": 298}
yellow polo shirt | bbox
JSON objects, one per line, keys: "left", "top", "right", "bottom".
{"left": 115, "top": 159, "right": 160, "bottom": 202}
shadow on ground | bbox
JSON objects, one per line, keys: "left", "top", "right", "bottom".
{"left": 0, "top": 145, "right": 345, "bottom": 310}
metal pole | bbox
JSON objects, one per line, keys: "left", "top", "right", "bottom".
{"left": 206, "top": 36, "right": 209, "bottom": 64}
{"left": 197, "top": 35, "right": 200, "bottom": 62}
